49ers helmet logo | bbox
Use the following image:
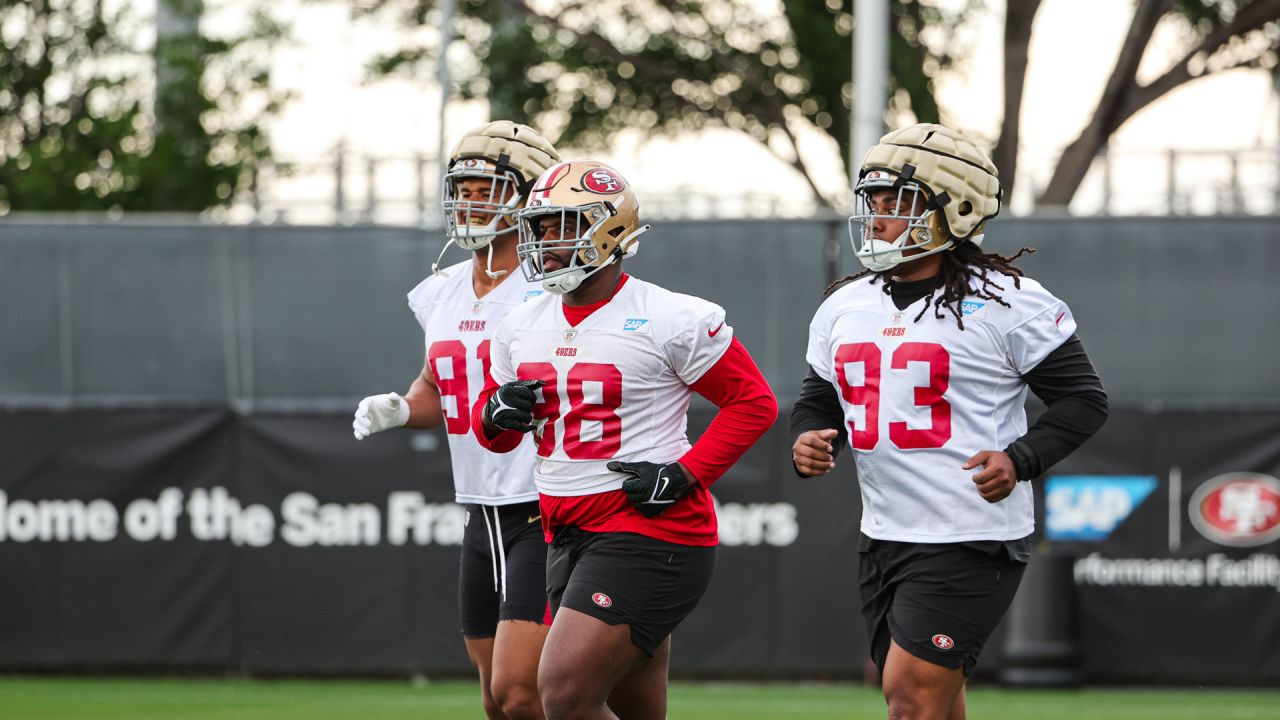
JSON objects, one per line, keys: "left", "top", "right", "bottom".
{"left": 1189, "top": 472, "right": 1280, "bottom": 547}
{"left": 582, "top": 168, "right": 624, "bottom": 194}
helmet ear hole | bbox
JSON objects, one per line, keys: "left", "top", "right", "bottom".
{"left": 607, "top": 226, "right": 624, "bottom": 238}
{"left": 925, "top": 211, "right": 952, "bottom": 250}
{"left": 958, "top": 201, "right": 973, "bottom": 216}
{"left": 909, "top": 228, "right": 933, "bottom": 248}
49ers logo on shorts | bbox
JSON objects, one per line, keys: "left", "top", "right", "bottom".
{"left": 1189, "top": 472, "right": 1280, "bottom": 547}
{"left": 582, "top": 168, "right": 624, "bottom": 194}
{"left": 591, "top": 592, "right": 613, "bottom": 608}
{"left": 931, "top": 634, "right": 955, "bottom": 650}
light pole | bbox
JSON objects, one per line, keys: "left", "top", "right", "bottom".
{"left": 851, "top": 0, "right": 888, "bottom": 192}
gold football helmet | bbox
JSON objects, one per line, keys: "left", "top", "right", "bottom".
{"left": 513, "top": 160, "right": 650, "bottom": 294}
{"left": 435, "top": 120, "right": 560, "bottom": 278}
{"left": 849, "top": 123, "right": 1002, "bottom": 272}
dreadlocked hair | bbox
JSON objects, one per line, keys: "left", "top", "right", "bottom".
{"left": 823, "top": 243, "right": 1037, "bottom": 330}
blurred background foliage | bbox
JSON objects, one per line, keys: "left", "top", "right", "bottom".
{"left": 356, "top": 0, "right": 1280, "bottom": 207}
{"left": 3, "top": 0, "right": 1278, "bottom": 212}
{"left": 0, "top": 0, "right": 285, "bottom": 213}
{"left": 359, "top": 0, "right": 976, "bottom": 209}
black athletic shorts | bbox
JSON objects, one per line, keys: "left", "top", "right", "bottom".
{"left": 858, "top": 534, "right": 1028, "bottom": 676}
{"left": 546, "top": 528, "right": 716, "bottom": 657}
{"left": 459, "top": 501, "right": 550, "bottom": 638}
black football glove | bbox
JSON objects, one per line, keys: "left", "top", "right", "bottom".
{"left": 483, "top": 380, "right": 544, "bottom": 433}
{"left": 607, "top": 460, "right": 692, "bottom": 518}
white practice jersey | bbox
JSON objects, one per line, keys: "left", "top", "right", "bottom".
{"left": 489, "top": 277, "right": 733, "bottom": 496}
{"left": 806, "top": 273, "right": 1077, "bottom": 543}
{"left": 408, "top": 259, "right": 546, "bottom": 505}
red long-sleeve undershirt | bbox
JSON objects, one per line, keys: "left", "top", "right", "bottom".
{"left": 679, "top": 337, "right": 778, "bottom": 486}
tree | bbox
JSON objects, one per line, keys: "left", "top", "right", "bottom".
{"left": 0, "top": 0, "right": 284, "bottom": 213}
{"left": 358, "top": 0, "right": 980, "bottom": 209}
{"left": 359, "top": 0, "right": 1280, "bottom": 212}
{"left": 997, "top": 0, "right": 1280, "bottom": 205}
{"left": 992, "top": 0, "right": 1042, "bottom": 202}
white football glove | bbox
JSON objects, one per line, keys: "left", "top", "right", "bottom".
{"left": 353, "top": 392, "right": 411, "bottom": 440}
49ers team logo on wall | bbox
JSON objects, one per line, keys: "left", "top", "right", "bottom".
{"left": 1189, "top": 472, "right": 1280, "bottom": 547}
{"left": 582, "top": 167, "right": 624, "bottom": 194}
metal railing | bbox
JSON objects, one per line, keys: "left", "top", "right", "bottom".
{"left": 229, "top": 145, "right": 1280, "bottom": 225}
{"left": 1010, "top": 146, "right": 1280, "bottom": 217}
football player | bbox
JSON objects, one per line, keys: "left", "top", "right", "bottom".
{"left": 471, "top": 160, "right": 778, "bottom": 720}
{"left": 790, "top": 124, "right": 1108, "bottom": 720}
{"left": 352, "top": 120, "right": 559, "bottom": 720}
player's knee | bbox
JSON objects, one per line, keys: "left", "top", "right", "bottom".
{"left": 479, "top": 693, "right": 505, "bottom": 720}
{"left": 885, "top": 691, "right": 926, "bottom": 720}
{"left": 538, "top": 671, "right": 593, "bottom": 719}
{"left": 492, "top": 677, "right": 542, "bottom": 720}
{"left": 882, "top": 676, "right": 930, "bottom": 720}
{"left": 540, "top": 690, "right": 588, "bottom": 720}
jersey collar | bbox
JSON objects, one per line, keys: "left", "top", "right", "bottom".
{"left": 561, "top": 273, "right": 630, "bottom": 327}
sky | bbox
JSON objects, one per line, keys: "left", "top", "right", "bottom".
{"left": 209, "top": 0, "right": 1280, "bottom": 222}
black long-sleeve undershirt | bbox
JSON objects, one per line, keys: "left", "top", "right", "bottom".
{"left": 790, "top": 277, "right": 1109, "bottom": 481}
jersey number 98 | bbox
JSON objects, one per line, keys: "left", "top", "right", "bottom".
{"left": 516, "top": 362, "right": 623, "bottom": 460}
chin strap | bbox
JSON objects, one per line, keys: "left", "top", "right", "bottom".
{"left": 618, "top": 224, "right": 650, "bottom": 257}
{"left": 483, "top": 243, "right": 509, "bottom": 280}
{"left": 430, "top": 238, "right": 455, "bottom": 277}
{"left": 433, "top": 226, "right": 517, "bottom": 279}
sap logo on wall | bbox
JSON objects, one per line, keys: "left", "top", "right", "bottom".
{"left": 1188, "top": 473, "right": 1280, "bottom": 547}
{"left": 1045, "top": 475, "right": 1158, "bottom": 541}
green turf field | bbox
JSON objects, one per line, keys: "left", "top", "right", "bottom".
{"left": 1, "top": 677, "right": 1276, "bottom": 719}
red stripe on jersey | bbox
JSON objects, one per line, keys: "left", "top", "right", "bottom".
{"left": 539, "top": 487, "right": 718, "bottom": 547}
{"left": 679, "top": 337, "right": 778, "bottom": 487}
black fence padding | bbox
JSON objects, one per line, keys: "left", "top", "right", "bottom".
{"left": 1, "top": 406, "right": 1277, "bottom": 685}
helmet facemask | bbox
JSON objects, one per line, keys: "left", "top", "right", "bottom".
{"left": 434, "top": 159, "right": 524, "bottom": 279}
{"left": 515, "top": 160, "right": 649, "bottom": 295}
{"left": 849, "top": 173, "right": 952, "bottom": 273}
{"left": 848, "top": 123, "right": 1002, "bottom": 274}
{"left": 431, "top": 121, "right": 560, "bottom": 280}
{"left": 515, "top": 202, "right": 641, "bottom": 295}
{"left": 442, "top": 160, "right": 523, "bottom": 250}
